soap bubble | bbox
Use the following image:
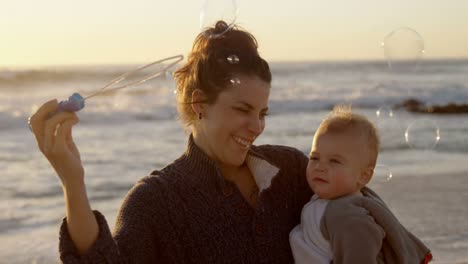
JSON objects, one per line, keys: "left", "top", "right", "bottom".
{"left": 373, "top": 164, "right": 393, "bottom": 183}
{"left": 200, "top": 0, "right": 239, "bottom": 38}
{"left": 382, "top": 27, "right": 425, "bottom": 71}
{"left": 226, "top": 54, "right": 240, "bottom": 64}
{"left": 376, "top": 106, "right": 394, "bottom": 119}
{"left": 374, "top": 106, "right": 404, "bottom": 149}
{"left": 405, "top": 119, "right": 441, "bottom": 150}
{"left": 164, "top": 70, "right": 178, "bottom": 118}
{"left": 164, "top": 70, "right": 177, "bottom": 97}
{"left": 229, "top": 77, "right": 241, "bottom": 85}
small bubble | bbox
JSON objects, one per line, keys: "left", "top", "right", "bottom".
{"left": 227, "top": 55, "right": 240, "bottom": 64}
{"left": 373, "top": 164, "right": 393, "bottom": 183}
{"left": 229, "top": 77, "right": 241, "bottom": 85}
{"left": 374, "top": 106, "right": 403, "bottom": 150}
{"left": 405, "top": 119, "right": 441, "bottom": 150}
{"left": 165, "top": 71, "right": 177, "bottom": 94}
{"left": 376, "top": 106, "right": 394, "bottom": 118}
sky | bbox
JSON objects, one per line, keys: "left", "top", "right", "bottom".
{"left": 1, "top": 0, "right": 467, "bottom": 68}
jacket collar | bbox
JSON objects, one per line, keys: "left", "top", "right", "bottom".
{"left": 180, "top": 134, "right": 279, "bottom": 192}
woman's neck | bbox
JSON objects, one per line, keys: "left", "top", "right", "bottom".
{"left": 219, "top": 162, "right": 248, "bottom": 182}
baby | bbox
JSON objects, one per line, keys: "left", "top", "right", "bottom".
{"left": 289, "top": 105, "right": 432, "bottom": 263}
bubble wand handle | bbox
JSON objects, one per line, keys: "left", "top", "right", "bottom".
{"left": 57, "top": 93, "right": 86, "bottom": 113}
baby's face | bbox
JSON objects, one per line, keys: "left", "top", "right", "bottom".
{"left": 306, "top": 130, "right": 372, "bottom": 199}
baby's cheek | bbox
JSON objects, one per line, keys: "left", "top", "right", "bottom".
{"left": 334, "top": 170, "right": 356, "bottom": 191}
{"left": 305, "top": 164, "right": 315, "bottom": 189}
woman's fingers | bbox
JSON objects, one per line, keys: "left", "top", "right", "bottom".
{"left": 54, "top": 116, "right": 80, "bottom": 156}
{"left": 42, "top": 111, "right": 78, "bottom": 154}
{"left": 30, "top": 100, "right": 57, "bottom": 151}
{"left": 66, "top": 130, "right": 82, "bottom": 161}
{"left": 29, "top": 99, "right": 58, "bottom": 142}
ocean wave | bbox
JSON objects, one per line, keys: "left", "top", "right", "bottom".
{"left": 0, "top": 66, "right": 170, "bottom": 90}
{"left": 0, "top": 216, "right": 30, "bottom": 234}
{"left": 11, "top": 188, "right": 63, "bottom": 200}
{"left": 0, "top": 216, "right": 61, "bottom": 234}
{"left": 0, "top": 69, "right": 113, "bottom": 85}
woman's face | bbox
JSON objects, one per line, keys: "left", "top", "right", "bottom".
{"left": 194, "top": 75, "right": 270, "bottom": 168}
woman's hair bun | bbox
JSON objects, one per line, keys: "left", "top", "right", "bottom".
{"left": 212, "top": 21, "right": 230, "bottom": 35}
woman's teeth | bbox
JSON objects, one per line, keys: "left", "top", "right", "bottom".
{"left": 233, "top": 136, "right": 251, "bottom": 147}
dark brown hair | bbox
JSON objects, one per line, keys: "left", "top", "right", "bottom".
{"left": 174, "top": 21, "right": 272, "bottom": 129}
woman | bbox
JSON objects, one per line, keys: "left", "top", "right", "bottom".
{"left": 30, "top": 20, "right": 433, "bottom": 264}
{"left": 29, "top": 21, "right": 312, "bottom": 263}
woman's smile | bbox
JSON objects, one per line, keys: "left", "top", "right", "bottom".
{"left": 232, "top": 135, "right": 253, "bottom": 149}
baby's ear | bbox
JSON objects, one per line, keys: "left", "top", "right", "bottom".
{"left": 359, "top": 167, "right": 374, "bottom": 186}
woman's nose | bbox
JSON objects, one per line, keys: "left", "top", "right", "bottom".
{"left": 248, "top": 116, "right": 264, "bottom": 135}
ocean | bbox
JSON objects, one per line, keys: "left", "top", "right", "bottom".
{"left": 1, "top": 59, "right": 467, "bottom": 263}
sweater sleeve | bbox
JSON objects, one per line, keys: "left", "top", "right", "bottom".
{"left": 320, "top": 195, "right": 385, "bottom": 264}
{"left": 59, "top": 177, "right": 162, "bottom": 263}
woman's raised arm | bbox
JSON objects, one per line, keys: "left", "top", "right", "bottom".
{"left": 29, "top": 99, "right": 98, "bottom": 255}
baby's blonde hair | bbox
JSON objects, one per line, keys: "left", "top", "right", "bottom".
{"left": 317, "top": 105, "right": 380, "bottom": 167}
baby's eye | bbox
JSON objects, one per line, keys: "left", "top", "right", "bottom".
{"left": 309, "top": 156, "right": 319, "bottom": 161}
{"left": 330, "top": 159, "right": 341, "bottom": 164}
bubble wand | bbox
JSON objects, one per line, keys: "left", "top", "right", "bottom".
{"left": 55, "top": 55, "right": 184, "bottom": 113}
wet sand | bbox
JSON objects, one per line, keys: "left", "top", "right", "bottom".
{"left": 369, "top": 172, "right": 468, "bottom": 263}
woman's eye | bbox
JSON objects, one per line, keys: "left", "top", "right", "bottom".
{"left": 310, "top": 157, "right": 319, "bottom": 161}
{"left": 234, "top": 107, "right": 249, "bottom": 113}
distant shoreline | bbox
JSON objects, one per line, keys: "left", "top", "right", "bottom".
{"left": 3, "top": 57, "right": 468, "bottom": 71}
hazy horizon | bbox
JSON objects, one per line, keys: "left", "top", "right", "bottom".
{"left": 3, "top": 57, "right": 468, "bottom": 71}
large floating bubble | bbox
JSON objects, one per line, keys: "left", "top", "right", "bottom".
{"left": 200, "top": 0, "right": 239, "bottom": 38}
{"left": 405, "top": 119, "right": 441, "bottom": 150}
{"left": 382, "top": 27, "right": 425, "bottom": 71}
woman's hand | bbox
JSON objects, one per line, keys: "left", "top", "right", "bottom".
{"left": 29, "top": 99, "right": 83, "bottom": 187}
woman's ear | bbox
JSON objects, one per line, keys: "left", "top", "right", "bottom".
{"left": 359, "top": 167, "right": 374, "bottom": 186}
{"left": 191, "top": 89, "right": 207, "bottom": 115}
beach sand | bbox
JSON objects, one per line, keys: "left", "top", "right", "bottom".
{"left": 369, "top": 172, "right": 468, "bottom": 263}
{"left": 3, "top": 172, "right": 467, "bottom": 263}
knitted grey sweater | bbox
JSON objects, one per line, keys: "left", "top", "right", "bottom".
{"left": 59, "top": 136, "right": 312, "bottom": 263}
